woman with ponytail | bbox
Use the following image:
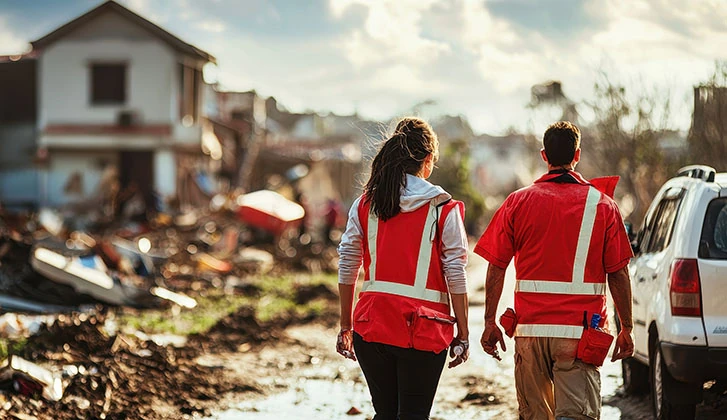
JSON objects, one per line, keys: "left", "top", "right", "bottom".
{"left": 336, "top": 117, "right": 470, "bottom": 419}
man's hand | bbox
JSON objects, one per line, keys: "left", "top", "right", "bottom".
{"left": 611, "top": 328, "right": 634, "bottom": 361}
{"left": 336, "top": 329, "right": 356, "bottom": 361}
{"left": 480, "top": 322, "right": 506, "bottom": 361}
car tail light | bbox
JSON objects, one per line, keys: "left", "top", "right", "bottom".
{"left": 669, "top": 259, "right": 702, "bottom": 317}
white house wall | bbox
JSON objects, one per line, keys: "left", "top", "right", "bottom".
{"left": 39, "top": 16, "right": 176, "bottom": 128}
{"left": 43, "top": 151, "right": 118, "bottom": 206}
{"left": 154, "top": 149, "right": 176, "bottom": 199}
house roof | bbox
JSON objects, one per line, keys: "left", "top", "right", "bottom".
{"left": 31, "top": 0, "right": 215, "bottom": 64}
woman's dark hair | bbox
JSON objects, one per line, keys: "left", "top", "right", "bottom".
{"left": 364, "top": 117, "right": 439, "bottom": 221}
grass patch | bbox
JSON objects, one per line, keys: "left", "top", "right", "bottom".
{"left": 0, "top": 337, "right": 28, "bottom": 360}
{"left": 118, "top": 272, "right": 338, "bottom": 335}
{"left": 118, "top": 294, "right": 251, "bottom": 336}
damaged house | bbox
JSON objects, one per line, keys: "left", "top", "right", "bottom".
{"left": 0, "top": 0, "right": 221, "bottom": 211}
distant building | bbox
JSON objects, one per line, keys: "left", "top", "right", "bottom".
{"left": 692, "top": 86, "right": 727, "bottom": 135}
{"left": 431, "top": 115, "right": 474, "bottom": 144}
{"left": 0, "top": 0, "right": 220, "bottom": 209}
{"left": 690, "top": 86, "right": 727, "bottom": 167}
{"left": 469, "top": 133, "right": 537, "bottom": 203}
{"left": 0, "top": 55, "right": 38, "bottom": 209}
{"left": 212, "top": 90, "right": 268, "bottom": 189}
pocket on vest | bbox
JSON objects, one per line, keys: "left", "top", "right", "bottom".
{"left": 410, "top": 306, "right": 455, "bottom": 353}
{"left": 353, "top": 295, "right": 385, "bottom": 344}
{"left": 577, "top": 327, "right": 614, "bottom": 367}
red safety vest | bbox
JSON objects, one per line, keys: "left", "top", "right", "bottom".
{"left": 352, "top": 197, "right": 464, "bottom": 349}
{"left": 476, "top": 172, "right": 631, "bottom": 339}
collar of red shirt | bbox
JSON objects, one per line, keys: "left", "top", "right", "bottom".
{"left": 534, "top": 170, "right": 620, "bottom": 199}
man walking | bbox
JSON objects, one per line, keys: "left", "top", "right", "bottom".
{"left": 476, "top": 121, "right": 634, "bottom": 420}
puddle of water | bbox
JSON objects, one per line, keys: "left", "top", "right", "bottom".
{"left": 207, "top": 376, "right": 509, "bottom": 420}
{"left": 206, "top": 379, "right": 372, "bottom": 420}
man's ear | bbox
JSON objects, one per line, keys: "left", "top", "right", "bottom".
{"left": 573, "top": 148, "right": 581, "bottom": 164}
{"left": 540, "top": 149, "right": 548, "bottom": 163}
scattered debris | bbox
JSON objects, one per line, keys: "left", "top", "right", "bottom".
{"left": 346, "top": 406, "right": 362, "bottom": 415}
{"left": 149, "top": 287, "right": 196, "bottom": 309}
{"left": 462, "top": 391, "right": 501, "bottom": 406}
{"left": 294, "top": 283, "right": 338, "bottom": 304}
{"left": 236, "top": 190, "right": 305, "bottom": 236}
{"left": 235, "top": 248, "right": 274, "bottom": 274}
{"left": 0, "top": 187, "right": 341, "bottom": 418}
{"left": 0, "top": 356, "right": 64, "bottom": 401}
{"left": 0, "top": 311, "right": 264, "bottom": 420}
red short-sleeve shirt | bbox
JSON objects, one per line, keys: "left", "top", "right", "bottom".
{"left": 475, "top": 172, "right": 633, "bottom": 282}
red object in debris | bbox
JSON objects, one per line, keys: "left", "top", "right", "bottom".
{"left": 13, "top": 375, "right": 44, "bottom": 397}
{"left": 236, "top": 190, "right": 305, "bottom": 236}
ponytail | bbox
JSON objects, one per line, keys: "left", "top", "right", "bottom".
{"left": 364, "top": 118, "right": 438, "bottom": 221}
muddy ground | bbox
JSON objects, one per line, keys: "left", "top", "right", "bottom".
{"left": 205, "top": 259, "right": 727, "bottom": 420}
{"left": 5, "top": 259, "right": 727, "bottom": 419}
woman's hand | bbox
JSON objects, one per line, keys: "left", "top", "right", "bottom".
{"left": 336, "top": 329, "right": 356, "bottom": 361}
{"left": 448, "top": 337, "right": 469, "bottom": 368}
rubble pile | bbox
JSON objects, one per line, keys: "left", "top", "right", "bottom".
{"left": 188, "top": 305, "right": 274, "bottom": 353}
{"left": 0, "top": 188, "right": 339, "bottom": 311}
{"left": 0, "top": 189, "right": 343, "bottom": 418}
{"left": 0, "top": 311, "right": 262, "bottom": 419}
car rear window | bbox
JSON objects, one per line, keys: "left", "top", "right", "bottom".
{"left": 699, "top": 198, "right": 727, "bottom": 259}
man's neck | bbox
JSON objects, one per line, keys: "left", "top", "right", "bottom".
{"left": 547, "top": 164, "right": 574, "bottom": 172}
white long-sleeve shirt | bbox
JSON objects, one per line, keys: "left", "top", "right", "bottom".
{"left": 338, "top": 174, "right": 469, "bottom": 294}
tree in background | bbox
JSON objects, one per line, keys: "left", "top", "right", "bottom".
{"left": 529, "top": 75, "right": 685, "bottom": 224}
{"left": 429, "top": 139, "right": 486, "bottom": 235}
{"left": 689, "top": 61, "right": 727, "bottom": 170}
{"left": 581, "top": 73, "right": 684, "bottom": 224}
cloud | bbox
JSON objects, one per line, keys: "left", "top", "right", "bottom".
{"left": 6, "top": 0, "right": 721, "bottom": 134}
{"left": 194, "top": 19, "right": 226, "bottom": 33}
{"left": 122, "top": 0, "right": 166, "bottom": 23}
{"left": 332, "top": 0, "right": 450, "bottom": 68}
{"left": 0, "top": 17, "right": 30, "bottom": 55}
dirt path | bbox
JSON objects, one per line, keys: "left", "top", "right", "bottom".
{"left": 205, "top": 259, "right": 727, "bottom": 420}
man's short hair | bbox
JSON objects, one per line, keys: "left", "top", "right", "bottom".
{"left": 543, "top": 121, "right": 581, "bottom": 166}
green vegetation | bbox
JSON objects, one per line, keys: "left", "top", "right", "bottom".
{"left": 430, "top": 139, "right": 486, "bottom": 233}
{"left": 118, "top": 272, "right": 338, "bottom": 336}
{"left": 0, "top": 337, "right": 27, "bottom": 360}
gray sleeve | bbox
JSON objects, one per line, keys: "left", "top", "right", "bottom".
{"left": 441, "top": 206, "right": 469, "bottom": 294}
{"left": 337, "top": 196, "right": 364, "bottom": 285}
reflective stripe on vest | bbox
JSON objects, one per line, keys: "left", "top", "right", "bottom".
{"left": 514, "top": 186, "right": 603, "bottom": 338}
{"left": 515, "top": 324, "right": 584, "bottom": 339}
{"left": 361, "top": 202, "right": 449, "bottom": 305}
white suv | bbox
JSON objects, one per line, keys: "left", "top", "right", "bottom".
{"left": 622, "top": 165, "right": 727, "bottom": 419}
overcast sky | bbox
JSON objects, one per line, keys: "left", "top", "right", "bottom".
{"left": 1, "top": 0, "right": 725, "bottom": 134}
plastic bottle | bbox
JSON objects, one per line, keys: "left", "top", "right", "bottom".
{"left": 453, "top": 344, "right": 464, "bottom": 357}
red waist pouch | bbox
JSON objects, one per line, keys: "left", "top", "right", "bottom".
{"left": 499, "top": 308, "right": 518, "bottom": 338}
{"left": 577, "top": 327, "right": 614, "bottom": 366}
{"left": 410, "top": 306, "right": 455, "bottom": 354}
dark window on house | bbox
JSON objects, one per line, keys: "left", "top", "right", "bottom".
{"left": 179, "top": 64, "right": 199, "bottom": 123}
{"left": 230, "top": 110, "right": 247, "bottom": 121}
{"left": 91, "top": 63, "right": 126, "bottom": 104}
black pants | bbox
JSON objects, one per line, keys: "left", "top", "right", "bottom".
{"left": 353, "top": 332, "right": 447, "bottom": 420}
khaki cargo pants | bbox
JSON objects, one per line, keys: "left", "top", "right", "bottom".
{"left": 514, "top": 337, "right": 601, "bottom": 420}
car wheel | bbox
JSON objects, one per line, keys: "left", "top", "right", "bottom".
{"left": 649, "top": 336, "right": 697, "bottom": 419}
{"left": 622, "top": 358, "right": 649, "bottom": 395}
